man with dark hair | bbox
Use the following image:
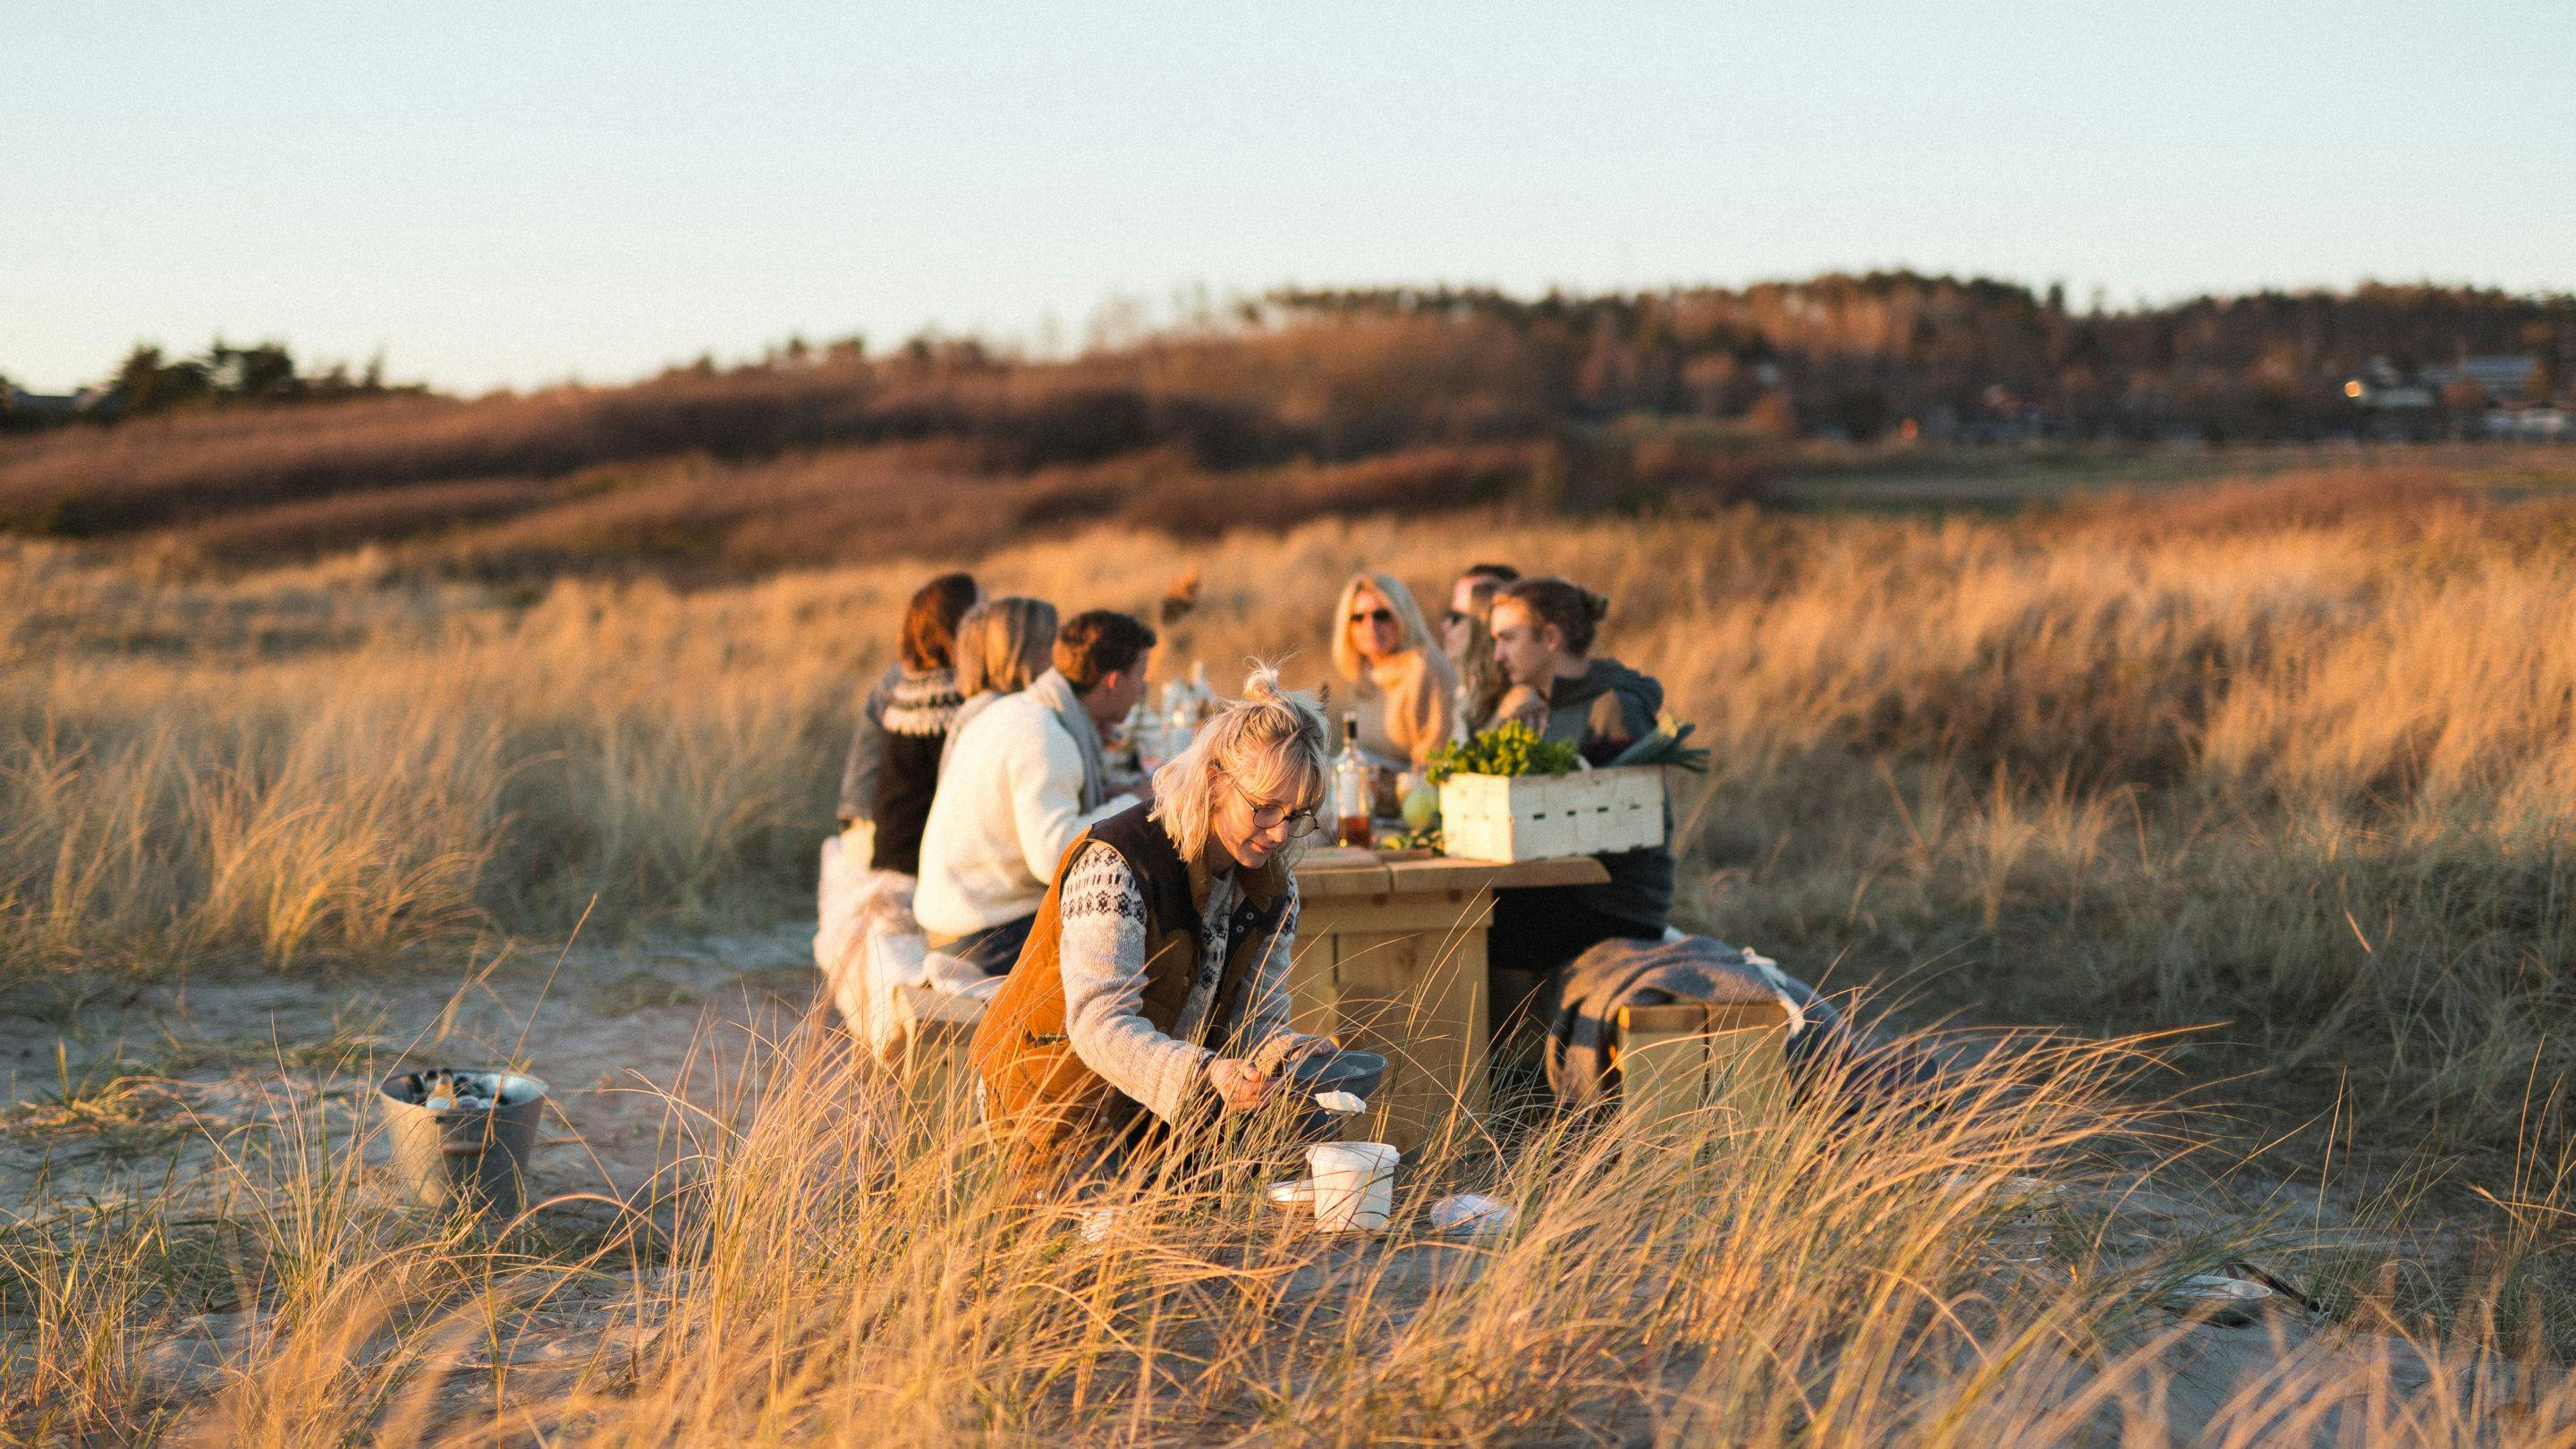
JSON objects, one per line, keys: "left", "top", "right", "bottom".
{"left": 1441, "top": 562, "right": 1521, "bottom": 660}
{"left": 1052, "top": 609, "right": 1159, "bottom": 693}
{"left": 1485, "top": 574, "right": 1675, "bottom": 1026}
{"left": 917, "top": 609, "right": 1158, "bottom": 973}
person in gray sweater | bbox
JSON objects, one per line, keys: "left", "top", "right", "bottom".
{"left": 1484, "top": 575, "right": 1677, "bottom": 1026}
{"left": 835, "top": 665, "right": 898, "bottom": 829}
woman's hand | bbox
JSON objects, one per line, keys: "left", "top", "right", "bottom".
{"left": 1496, "top": 684, "right": 1549, "bottom": 733}
{"left": 1245, "top": 1032, "right": 1333, "bottom": 1080}
{"left": 1206, "top": 1056, "right": 1272, "bottom": 1112}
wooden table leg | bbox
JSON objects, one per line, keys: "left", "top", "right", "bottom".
{"left": 1294, "top": 890, "right": 1495, "bottom": 1155}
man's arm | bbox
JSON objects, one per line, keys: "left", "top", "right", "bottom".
{"left": 1582, "top": 691, "right": 1651, "bottom": 765}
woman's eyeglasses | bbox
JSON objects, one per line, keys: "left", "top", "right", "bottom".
{"left": 1348, "top": 608, "right": 1394, "bottom": 626}
{"left": 1225, "top": 772, "right": 1321, "bottom": 837}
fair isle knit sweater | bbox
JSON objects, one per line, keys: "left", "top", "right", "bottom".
{"left": 869, "top": 666, "right": 963, "bottom": 875}
{"left": 1056, "top": 840, "right": 1312, "bottom": 1124}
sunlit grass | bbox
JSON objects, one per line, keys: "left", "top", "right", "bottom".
{"left": 7, "top": 463, "right": 2576, "bottom": 1439}
{"left": 5, "top": 1004, "right": 2571, "bottom": 1445}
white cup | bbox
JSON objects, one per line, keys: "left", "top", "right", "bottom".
{"left": 1268, "top": 1140, "right": 1399, "bottom": 1232}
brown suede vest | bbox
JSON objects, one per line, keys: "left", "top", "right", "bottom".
{"left": 968, "top": 801, "right": 1292, "bottom": 1176}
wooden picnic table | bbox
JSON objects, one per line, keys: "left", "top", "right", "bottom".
{"left": 1286, "top": 850, "right": 1610, "bottom": 1152}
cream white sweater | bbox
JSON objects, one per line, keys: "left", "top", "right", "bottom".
{"left": 914, "top": 690, "right": 1135, "bottom": 938}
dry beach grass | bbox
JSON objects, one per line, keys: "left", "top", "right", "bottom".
{"left": 13, "top": 996, "right": 2576, "bottom": 1446}
{"left": 8, "top": 458, "right": 2576, "bottom": 1442}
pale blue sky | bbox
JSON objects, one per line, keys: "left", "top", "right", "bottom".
{"left": 5, "top": 2, "right": 2570, "bottom": 394}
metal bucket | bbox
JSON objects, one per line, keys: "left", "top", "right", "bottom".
{"left": 378, "top": 1070, "right": 548, "bottom": 1216}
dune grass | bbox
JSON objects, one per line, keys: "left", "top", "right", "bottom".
{"left": 5, "top": 1002, "right": 2571, "bottom": 1446}
{"left": 6, "top": 463, "right": 2576, "bottom": 1146}
{"left": 8, "top": 460, "right": 2576, "bottom": 1439}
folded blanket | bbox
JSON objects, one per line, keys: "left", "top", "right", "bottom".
{"left": 1545, "top": 935, "right": 1844, "bottom": 1106}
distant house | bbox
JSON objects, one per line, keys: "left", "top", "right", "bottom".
{"left": 2342, "top": 376, "right": 2433, "bottom": 410}
{"left": 2485, "top": 405, "right": 2570, "bottom": 441}
{"left": 2342, "top": 353, "right": 2540, "bottom": 410}
{"left": 2430, "top": 355, "right": 2539, "bottom": 401}
{"left": 4, "top": 386, "right": 81, "bottom": 421}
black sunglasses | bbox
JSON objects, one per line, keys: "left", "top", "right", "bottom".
{"left": 1348, "top": 608, "right": 1394, "bottom": 625}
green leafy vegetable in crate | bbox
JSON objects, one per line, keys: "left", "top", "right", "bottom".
{"left": 1605, "top": 712, "right": 1709, "bottom": 772}
{"left": 1377, "top": 824, "right": 1444, "bottom": 852}
{"left": 1426, "top": 721, "right": 1582, "bottom": 784}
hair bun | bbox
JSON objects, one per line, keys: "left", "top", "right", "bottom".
{"left": 1239, "top": 662, "right": 1284, "bottom": 702}
{"left": 1583, "top": 587, "right": 1611, "bottom": 623}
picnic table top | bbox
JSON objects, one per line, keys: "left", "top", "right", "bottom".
{"left": 1291, "top": 850, "right": 1609, "bottom": 900}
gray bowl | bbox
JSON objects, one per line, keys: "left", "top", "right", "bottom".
{"left": 1286, "top": 1048, "right": 1386, "bottom": 1102}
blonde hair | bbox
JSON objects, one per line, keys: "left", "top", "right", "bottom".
{"left": 953, "top": 597, "right": 1058, "bottom": 697}
{"left": 1330, "top": 571, "right": 1436, "bottom": 682}
{"left": 1452, "top": 613, "right": 1511, "bottom": 733}
{"left": 1150, "top": 663, "right": 1330, "bottom": 863}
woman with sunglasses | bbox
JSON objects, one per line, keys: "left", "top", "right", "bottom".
{"left": 970, "top": 665, "right": 1335, "bottom": 1187}
{"left": 1328, "top": 571, "right": 1458, "bottom": 772}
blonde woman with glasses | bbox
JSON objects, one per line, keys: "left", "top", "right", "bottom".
{"left": 970, "top": 664, "right": 1335, "bottom": 1187}
{"left": 1329, "top": 571, "right": 1458, "bottom": 771}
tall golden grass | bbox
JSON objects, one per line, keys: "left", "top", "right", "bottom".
{"left": 7, "top": 463, "right": 2576, "bottom": 1144}
{"left": 7, "top": 1006, "right": 2570, "bottom": 1445}
{"left": 10, "top": 461, "right": 2576, "bottom": 1441}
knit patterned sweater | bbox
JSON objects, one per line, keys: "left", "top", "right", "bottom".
{"left": 1056, "top": 840, "right": 1311, "bottom": 1123}
{"left": 869, "top": 666, "right": 962, "bottom": 875}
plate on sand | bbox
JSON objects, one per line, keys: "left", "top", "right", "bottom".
{"left": 2165, "top": 1272, "right": 2277, "bottom": 1326}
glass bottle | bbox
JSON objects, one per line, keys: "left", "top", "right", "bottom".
{"left": 1335, "top": 714, "right": 1374, "bottom": 849}
{"left": 1124, "top": 699, "right": 1161, "bottom": 772}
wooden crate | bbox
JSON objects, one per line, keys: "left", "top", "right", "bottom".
{"left": 1614, "top": 1000, "right": 1789, "bottom": 1138}
{"left": 1438, "top": 767, "right": 1665, "bottom": 863}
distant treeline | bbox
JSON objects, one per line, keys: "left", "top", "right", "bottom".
{"left": 12, "top": 275, "right": 2572, "bottom": 446}
{"left": 2, "top": 274, "right": 2571, "bottom": 572}
{"left": 1262, "top": 275, "right": 2576, "bottom": 442}
{"left": 0, "top": 339, "right": 424, "bottom": 432}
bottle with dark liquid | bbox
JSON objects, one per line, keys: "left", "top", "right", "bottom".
{"left": 1335, "top": 714, "right": 1373, "bottom": 849}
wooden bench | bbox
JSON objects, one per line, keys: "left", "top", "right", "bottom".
{"left": 1614, "top": 1000, "right": 1791, "bottom": 1137}
{"left": 891, "top": 984, "right": 987, "bottom": 1132}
